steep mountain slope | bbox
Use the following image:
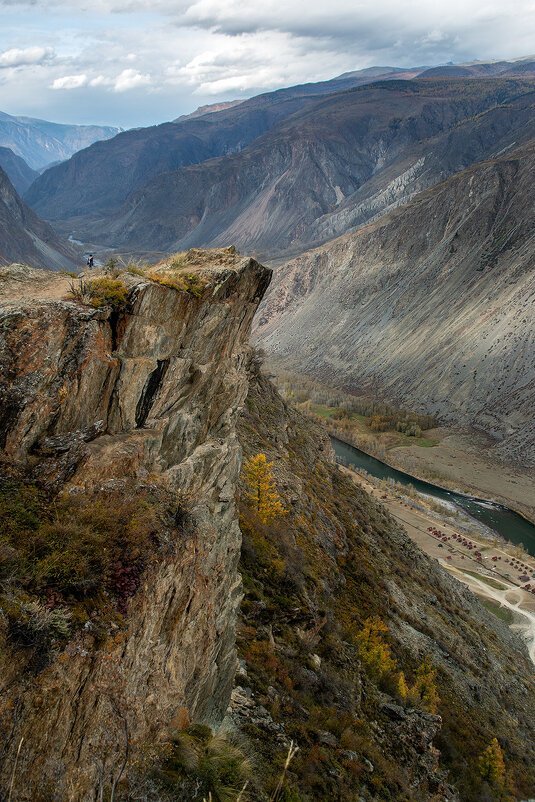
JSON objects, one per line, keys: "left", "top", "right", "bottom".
{"left": 0, "top": 167, "right": 77, "bottom": 270}
{"left": 0, "top": 147, "right": 38, "bottom": 195}
{"left": 0, "top": 110, "right": 120, "bottom": 170}
{"left": 232, "top": 365, "right": 535, "bottom": 801}
{"left": 256, "top": 139, "right": 535, "bottom": 466}
{"left": 24, "top": 67, "right": 423, "bottom": 226}
{"left": 83, "top": 78, "right": 535, "bottom": 258}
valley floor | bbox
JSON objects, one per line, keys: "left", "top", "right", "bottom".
{"left": 374, "top": 426, "right": 535, "bottom": 525}
{"left": 341, "top": 466, "right": 535, "bottom": 665}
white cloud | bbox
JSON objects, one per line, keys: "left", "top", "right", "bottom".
{"left": 52, "top": 73, "right": 88, "bottom": 89}
{"left": 50, "top": 69, "right": 151, "bottom": 92}
{"left": 89, "top": 74, "right": 111, "bottom": 87}
{"left": 113, "top": 68, "right": 151, "bottom": 91}
{"left": 0, "top": 45, "right": 54, "bottom": 68}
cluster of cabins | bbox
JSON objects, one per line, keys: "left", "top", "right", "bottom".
{"left": 427, "top": 527, "right": 535, "bottom": 593}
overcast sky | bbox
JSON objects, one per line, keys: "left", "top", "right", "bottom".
{"left": 1, "top": 0, "right": 534, "bottom": 128}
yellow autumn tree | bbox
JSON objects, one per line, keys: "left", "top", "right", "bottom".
{"left": 396, "top": 671, "right": 408, "bottom": 700}
{"left": 356, "top": 616, "right": 397, "bottom": 681}
{"left": 408, "top": 656, "right": 440, "bottom": 714}
{"left": 479, "top": 738, "right": 506, "bottom": 788}
{"left": 242, "top": 453, "right": 287, "bottom": 525}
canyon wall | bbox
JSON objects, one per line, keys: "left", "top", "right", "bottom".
{"left": 256, "top": 142, "right": 535, "bottom": 466}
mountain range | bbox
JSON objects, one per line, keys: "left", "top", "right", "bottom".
{"left": 0, "top": 110, "right": 120, "bottom": 170}
{"left": 24, "top": 58, "right": 535, "bottom": 259}
{"left": 2, "top": 57, "right": 535, "bottom": 800}
{"left": 77, "top": 77, "right": 535, "bottom": 259}
{"left": 7, "top": 57, "right": 535, "bottom": 463}
{"left": 24, "top": 66, "right": 422, "bottom": 229}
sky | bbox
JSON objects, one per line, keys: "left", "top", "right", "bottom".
{"left": 1, "top": 0, "right": 535, "bottom": 129}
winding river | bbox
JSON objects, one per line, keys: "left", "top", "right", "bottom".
{"left": 331, "top": 437, "right": 535, "bottom": 556}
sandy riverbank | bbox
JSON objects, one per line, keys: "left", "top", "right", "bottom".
{"left": 341, "top": 465, "right": 535, "bottom": 663}
{"left": 386, "top": 427, "right": 535, "bottom": 524}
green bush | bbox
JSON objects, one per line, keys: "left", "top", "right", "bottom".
{"left": 68, "top": 277, "right": 128, "bottom": 310}
{"left": 148, "top": 270, "right": 207, "bottom": 299}
{"left": 86, "top": 277, "right": 128, "bottom": 309}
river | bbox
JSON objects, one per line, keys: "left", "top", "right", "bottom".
{"left": 331, "top": 437, "right": 535, "bottom": 556}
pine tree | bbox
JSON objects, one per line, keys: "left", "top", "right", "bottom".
{"left": 242, "top": 453, "right": 287, "bottom": 525}
{"left": 409, "top": 656, "right": 440, "bottom": 713}
{"left": 479, "top": 738, "right": 506, "bottom": 787}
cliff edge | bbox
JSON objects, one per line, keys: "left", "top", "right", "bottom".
{"left": 0, "top": 250, "right": 271, "bottom": 800}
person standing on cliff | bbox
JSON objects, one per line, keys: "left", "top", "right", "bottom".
{"left": 87, "top": 254, "right": 94, "bottom": 268}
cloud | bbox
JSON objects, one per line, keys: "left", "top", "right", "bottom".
{"left": 0, "top": 45, "right": 54, "bottom": 68}
{"left": 51, "top": 69, "right": 151, "bottom": 92}
{"left": 169, "top": 31, "right": 332, "bottom": 95}
{"left": 52, "top": 73, "right": 88, "bottom": 89}
{"left": 113, "top": 68, "right": 151, "bottom": 91}
{"left": 3, "top": 0, "right": 535, "bottom": 127}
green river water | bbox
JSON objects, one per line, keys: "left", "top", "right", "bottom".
{"left": 331, "top": 437, "right": 535, "bottom": 557}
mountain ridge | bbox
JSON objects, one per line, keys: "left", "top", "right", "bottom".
{"left": 24, "top": 66, "right": 423, "bottom": 227}
{"left": 255, "top": 138, "right": 535, "bottom": 466}
{"left": 0, "top": 109, "right": 120, "bottom": 170}
{"left": 75, "top": 77, "right": 535, "bottom": 259}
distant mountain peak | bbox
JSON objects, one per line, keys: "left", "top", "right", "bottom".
{"left": 0, "top": 110, "right": 121, "bottom": 170}
{"left": 173, "top": 99, "right": 245, "bottom": 123}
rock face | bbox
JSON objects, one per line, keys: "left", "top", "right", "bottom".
{"left": 0, "top": 251, "right": 271, "bottom": 800}
{"left": 0, "top": 167, "right": 77, "bottom": 270}
{"left": 256, "top": 139, "right": 535, "bottom": 466}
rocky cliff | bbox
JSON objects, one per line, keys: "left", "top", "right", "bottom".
{"left": 256, "top": 139, "right": 535, "bottom": 467}
{"left": 0, "top": 250, "right": 271, "bottom": 800}
{"left": 1, "top": 250, "right": 534, "bottom": 802}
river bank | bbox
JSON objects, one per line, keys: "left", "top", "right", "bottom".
{"left": 326, "top": 423, "right": 535, "bottom": 526}
{"left": 332, "top": 436, "right": 535, "bottom": 555}
{"left": 387, "top": 427, "right": 535, "bottom": 525}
